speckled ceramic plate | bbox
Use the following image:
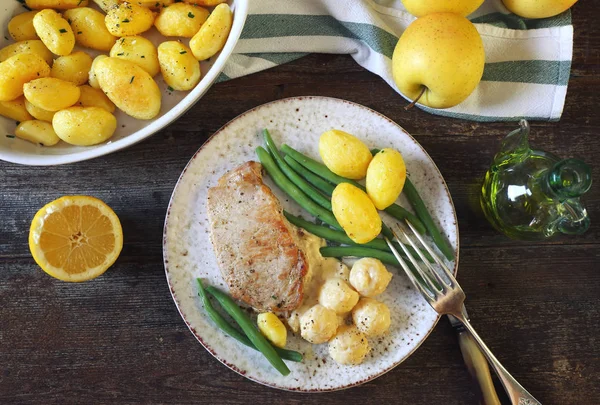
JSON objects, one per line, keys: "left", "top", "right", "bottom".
{"left": 163, "top": 97, "right": 459, "bottom": 392}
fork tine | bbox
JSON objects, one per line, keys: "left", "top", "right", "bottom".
{"left": 395, "top": 222, "right": 449, "bottom": 290}
{"left": 393, "top": 224, "right": 445, "bottom": 293}
{"left": 386, "top": 225, "right": 441, "bottom": 297}
{"left": 384, "top": 237, "right": 436, "bottom": 302}
{"left": 405, "top": 220, "right": 456, "bottom": 286}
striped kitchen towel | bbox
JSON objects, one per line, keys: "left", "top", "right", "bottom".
{"left": 220, "top": 0, "right": 573, "bottom": 122}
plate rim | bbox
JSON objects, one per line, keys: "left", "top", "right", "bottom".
{"left": 162, "top": 96, "right": 460, "bottom": 392}
{"left": 0, "top": 0, "right": 249, "bottom": 166}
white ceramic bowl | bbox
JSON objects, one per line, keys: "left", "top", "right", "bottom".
{"left": 0, "top": 0, "right": 248, "bottom": 166}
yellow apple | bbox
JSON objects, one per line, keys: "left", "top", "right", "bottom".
{"left": 401, "top": 0, "right": 484, "bottom": 17}
{"left": 392, "top": 13, "right": 485, "bottom": 109}
{"left": 502, "top": 0, "right": 578, "bottom": 18}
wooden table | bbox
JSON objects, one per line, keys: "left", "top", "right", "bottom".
{"left": 1, "top": 5, "right": 598, "bottom": 405}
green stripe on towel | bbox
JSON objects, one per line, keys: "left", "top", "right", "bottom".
{"left": 483, "top": 60, "right": 571, "bottom": 85}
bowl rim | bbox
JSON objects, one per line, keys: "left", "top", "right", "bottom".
{"left": 0, "top": 0, "right": 249, "bottom": 166}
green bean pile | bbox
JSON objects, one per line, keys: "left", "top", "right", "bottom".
{"left": 258, "top": 129, "right": 452, "bottom": 263}
{"left": 197, "top": 279, "right": 302, "bottom": 376}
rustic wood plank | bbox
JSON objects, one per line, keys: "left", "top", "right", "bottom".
{"left": 0, "top": 1, "right": 599, "bottom": 404}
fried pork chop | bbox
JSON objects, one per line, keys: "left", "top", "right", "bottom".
{"left": 206, "top": 161, "right": 308, "bottom": 312}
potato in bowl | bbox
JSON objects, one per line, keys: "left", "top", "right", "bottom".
{"left": 0, "top": 0, "right": 248, "bottom": 165}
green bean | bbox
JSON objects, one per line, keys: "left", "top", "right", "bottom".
{"left": 256, "top": 146, "right": 341, "bottom": 230}
{"left": 205, "top": 285, "right": 291, "bottom": 376}
{"left": 320, "top": 246, "right": 401, "bottom": 267}
{"left": 284, "top": 211, "right": 432, "bottom": 262}
{"left": 263, "top": 129, "right": 331, "bottom": 211}
{"left": 281, "top": 144, "right": 426, "bottom": 234}
{"left": 281, "top": 144, "right": 362, "bottom": 187}
{"left": 284, "top": 155, "right": 336, "bottom": 196}
{"left": 196, "top": 279, "right": 303, "bottom": 363}
{"left": 284, "top": 211, "right": 386, "bottom": 250}
{"left": 403, "top": 178, "right": 455, "bottom": 261}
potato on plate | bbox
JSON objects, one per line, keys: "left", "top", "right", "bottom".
{"left": 64, "top": 7, "right": 117, "bottom": 52}
{"left": 25, "top": 100, "right": 56, "bottom": 122}
{"left": 328, "top": 325, "right": 370, "bottom": 365}
{"left": 332, "top": 183, "right": 382, "bottom": 244}
{"left": 0, "top": 40, "right": 53, "bottom": 65}
{"left": 51, "top": 51, "right": 94, "bottom": 86}
{"left": 0, "top": 53, "right": 51, "bottom": 101}
{"left": 33, "top": 9, "right": 75, "bottom": 56}
{"left": 15, "top": 120, "right": 60, "bottom": 146}
{"left": 76, "top": 85, "right": 116, "bottom": 113}
{"left": 154, "top": 3, "right": 209, "bottom": 38}
{"left": 94, "top": 57, "right": 161, "bottom": 119}
{"left": 0, "top": 96, "right": 34, "bottom": 122}
{"left": 318, "top": 278, "right": 359, "bottom": 314}
{"left": 110, "top": 36, "right": 159, "bottom": 77}
{"left": 24, "top": 77, "right": 80, "bottom": 112}
{"left": 319, "top": 129, "right": 372, "bottom": 179}
{"left": 185, "top": 0, "right": 227, "bottom": 5}
{"left": 158, "top": 41, "right": 201, "bottom": 91}
{"left": 53, "top": 106, "right": 117, "bottom": 146}
{"left": 91, "top": 0, "right": 118, "bottom": 13}
{"left": 88, "top": 54, "right": 108, "bottom": 89}
{"left": 299, "top": 304, "right": 338, "bottom": 344}
{"left": 26, "top": 0, "right": 89, "bottom": 9}
{"left": 8, "top": 11, "right": 39, "bottom": 41}
{"left": 349, "top": 258, "right": 392, "bottom": 297}
{"left": 105, "top": 2, "right": 155, "bottom": 37}
{"left": 189, "top": 3, "right": 232, "bottom": 61}
{"left": 366, "top": 148, "right": 407, "bottom": 210}
{"left": 351, "top": 298, "right": 391, "bottom": 337}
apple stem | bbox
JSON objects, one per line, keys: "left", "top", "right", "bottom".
{"left": 404, "top": 86, "right": 426, "bottom": 110}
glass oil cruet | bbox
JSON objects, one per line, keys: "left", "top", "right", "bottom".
{"left": 480, "top": 120, "right": 592, "bottom": 240}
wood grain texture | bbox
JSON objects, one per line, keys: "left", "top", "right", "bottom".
{"left": 1, "top": 3, "right": 599, "bottom": 404}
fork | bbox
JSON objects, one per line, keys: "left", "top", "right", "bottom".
{"left": 385, "top": 221, "right": 542, "bottom": 405}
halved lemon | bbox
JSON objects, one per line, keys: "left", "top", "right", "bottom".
{"left": 29, "top": 196, "right": 123, "bottom": 282}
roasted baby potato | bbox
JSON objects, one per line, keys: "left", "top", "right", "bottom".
{"left": 257, "top": 312, "right": 287, "bottom": 349}
{"left": 0, "top": 96, "right": 34, "bottom": 122}
{"left": 351, "top": 298, "right": 391, "bottom": 337}
{"left": 88, "top": 54, "right": 108, "bottom": 89}
{"left": 154, "top": 3, "right": 209, "bottom": 38}
{"left": 51, "top": 51, "right": 93, "bottom": 86}
{"left": 24, "top": 78, "right": 80, "bottom": 112}
{"left": 189, "top": 3, "right": 232, "bottom": 61}
{"left": 328, "top": 325, "right": 370, "bottom": 365}
{"left": 94, "top": 57, "right": 161, "bottom": 119}
{"left": 52, "top": 106, "right": 117, "bottom": 146}
{"left": 64, "top": 7, "right": 118, "bottom": 52}
{"left": 110, "top": 36, "right": 159, "bottom": 77}
{"left": 33, "top": 9, "right": 75, "bottom": 56}
{"left": 366, "top": 148, "right": 407, "bottom": 210}
{"left": 105, "top": 2, "right": 155, "bottom": 37}
{"left": 157, "top": 41, "right": 201, "bottom": 91}
{"left": 299, "top": 304, "right": 338, "bottom": 344}
{"left": 76, "top": 85, "right": 116, "bottom": 113}
{"left": 91, "top": 0, "right": 118, "bottom": 13}
{"left": 185, "top": 0, "right": 227, "bottom": 5}
{"left": 26, "top": 0, "right": 89, "bottom": 9}
{"left": 129, "top": 0, "right": 174, "bottom": 8}
{"left": 15, "top": 120, "right": 60, "bottom": 146}
{"left": 318, "top": 278, "right": 359, "bottom": 314}
{"left": 8, "top": 11, "right": 39, "bottom": 41}
{"left": 0, "top": 53, "right": 51, "bottom": 101}
{"left": 0, "top": 40, "right": 53, "bottom": 65}
{"left": 319, "top": 129, "right": 372, "bottom": 179}
{"left": 25, "top": 99, "right": 56, "bottom": 122}
{"left": 349, "top": 258, "right": 392, "bottom": 297}
{"left": 332, "top": 183, "right": 382, "bottom": 244}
